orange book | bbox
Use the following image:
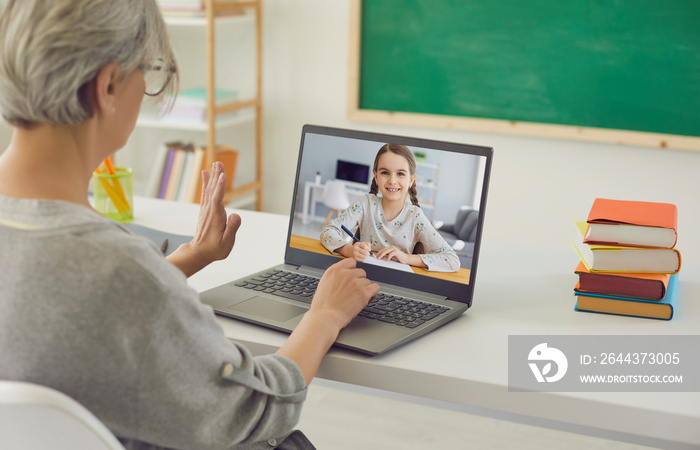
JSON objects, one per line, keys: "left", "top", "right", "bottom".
{"left": 191, "top": 146, "right": 239, "bottom": 203}
{"left": 584, "top": 198, "right": 677, "bottom": 248}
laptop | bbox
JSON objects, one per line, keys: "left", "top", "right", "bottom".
{"left": 199, "top": 125, "right": 493, "bottom": 355}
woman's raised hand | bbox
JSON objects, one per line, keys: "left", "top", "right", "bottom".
{"left": 166, "top": 162, "right": 241, "bottom": 277}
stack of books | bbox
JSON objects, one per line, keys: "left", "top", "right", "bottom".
{"left": 145, "top": 141, "right": 238, "bottom": 203}
{"left": 163, "top": 87, "right": 239, "bottom": 124}
{"left": 572, "top": 198, "right": 681, "bottom": 320}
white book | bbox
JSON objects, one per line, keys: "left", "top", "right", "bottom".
{"left": 573, "top": 222, "right": 681, "bottom": 274}
{"left": 184, "top": 147, "right": 206, "bottom": 203}
{"left": 585, "top": 222, "right": 677, "bottom": 249}
{"left": 144, "top": 143, "right": 170, "bottom": 198}
{"left": 176, "top": 150, "right": 195, "bottom": 202}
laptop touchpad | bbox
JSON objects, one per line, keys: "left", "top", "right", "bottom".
{"left": 229, "top": 297, "right": 306, "bottom": 322}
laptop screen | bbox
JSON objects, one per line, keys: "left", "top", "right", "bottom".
{"left": 285, "top": 125, "right": 492, "bottom": 304}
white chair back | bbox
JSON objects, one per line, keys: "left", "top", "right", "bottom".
{"left": 0, "top": 380, "right": 125, "bottom": 450}
{"left": 321, "top": 180, "right": 351, "bottom": 211}
{"left": 320, "top": 180, "right": 352, "bottom": 229}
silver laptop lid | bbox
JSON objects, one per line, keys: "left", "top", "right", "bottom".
{"left": 284, "top": 125, "right": 492, "bottom": 307}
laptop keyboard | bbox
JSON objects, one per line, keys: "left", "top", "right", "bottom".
{"left": 358, "top": 293, "right": 450, "bottom": 328}
{"left": 234, "top": 269, "right": 451, "bottom": 329}
{"left": 235, "top": 270, "right": 319, "bottom": 302}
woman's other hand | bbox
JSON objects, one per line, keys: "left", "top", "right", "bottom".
{"left": 309, "top": 257, "right": 379, "bottom": 329}
{"left": 277, "top": 258, "right": 379, "bottom": 385}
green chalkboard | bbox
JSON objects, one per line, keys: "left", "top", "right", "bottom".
{"left": 356, "top": 0, "right": 700, "bottom": 142}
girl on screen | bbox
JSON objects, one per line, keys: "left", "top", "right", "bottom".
{"left": 321, "top": 143, "right": 460, "bottom": 272}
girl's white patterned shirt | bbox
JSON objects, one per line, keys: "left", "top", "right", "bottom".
{"left": 321, "top": 193, "right": 460, "bottom": 272}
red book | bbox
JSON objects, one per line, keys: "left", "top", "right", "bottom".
{"left": 584, "top": 198, "right": 677, "bottom": 248}
{"left": 574, "top": 262, "right": 670, "bottom": 301}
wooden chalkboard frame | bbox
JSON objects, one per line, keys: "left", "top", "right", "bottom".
{"left": 347, "top": 0, "right": 700, "bottom": 152}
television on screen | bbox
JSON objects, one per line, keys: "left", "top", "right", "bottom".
{"left": 335, "top": 159, "right": 370, "bottom": 185}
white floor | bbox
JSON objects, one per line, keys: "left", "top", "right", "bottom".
{"left": 290, "top": 213, "right": 328, "bottom": 240}
{"left": 297, "top": 383, "right": 659, "bottom": 450}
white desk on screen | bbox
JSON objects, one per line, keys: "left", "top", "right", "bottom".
{"left": 301, "top": 180, "right": 368, "bottom": 224}
{"left": 132, "top": 196, "right": 700, "bottom": 449}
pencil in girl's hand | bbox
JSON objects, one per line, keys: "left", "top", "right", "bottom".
{"left": 341, "top": 224, "right": 375, "bottom": 256}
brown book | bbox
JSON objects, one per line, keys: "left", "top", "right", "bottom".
{"left": 574, "top": 262, "right": 670, "bottom": 301}
{"left": 574, "top": 274, "right": 678, "bottom": 321}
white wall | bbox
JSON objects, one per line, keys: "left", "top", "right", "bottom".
{"left": 262, "top": 0, "right": 700, "bottom": 262}
{"left": 1, "top": 1, "right": 698, "bottom": 263}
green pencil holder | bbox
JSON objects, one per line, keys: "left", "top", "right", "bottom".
{"left": 92, "top": 167, "right": 134, "bottom": 223}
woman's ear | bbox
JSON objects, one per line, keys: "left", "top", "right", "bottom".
{"left": 410, "top": 173, "right": 416, "bottom": 187}
{"left": 94, "top": 63, "right": 122, "bottom": 116}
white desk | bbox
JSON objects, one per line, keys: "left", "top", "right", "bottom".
{"left": 132, "top": 196, "right": 700, "bottom": 449}
{"left": 301, "top": 180, "right": 367, "bottom": 224}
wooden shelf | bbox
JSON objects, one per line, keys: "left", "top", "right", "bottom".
{"left": 225, "top": 180, "right": 262, "bottom": 203}
{"left": 202, "top": 0, "right": 264, "bottom": 210}
{"left": 415, "top": 161, "right": 439, "bottom": 221}
{"left": 137, "top": 109, "right": 255, "bottom": 131}
{"left": 162, "top": 13, "right": 253, "bottom": 27}
{"left": 144, "top": 0, "right": 264, "bottom": 209}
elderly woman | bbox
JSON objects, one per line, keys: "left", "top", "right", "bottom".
{"left": 0, "top": 1, "right": 379, "bottom": 449}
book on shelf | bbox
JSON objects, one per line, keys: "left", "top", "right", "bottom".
{"left": 159, "top": 6, "right": 247, "bottom": 19}
{"left": 145, "top": 142, "right": 171, "bottom": 198}
{"left": 574, "top": 261, "right": 670, "bottom": 301}
{"left": 147, "top": 142, "right": 238, "bottom": 203}
{"left": 176, "top": 150, "right": 195, "bottom": 201}
{"left": 157, "top": 0, "right": 205, "bottom": 10}
{"left": 158, "top": 147, "right": 177, "bottom": 199}
{"left": 146, "top": 141, "right": 197, "bottom": 202}
{"left": 191, "top": 147, "right": 239, "bottom": 203}
{"left": 164, "top": 148, "right": 186, "bottom": 200}
{"left": 584, "top": 198, "right": 678, "bottom": 248}
{"left": 183, "top": 147, "right": 206, "bottom": 203}
{"left": 573, "top": 221, "right": 681, "bottom": 274}
{"left": 574, "top": 274, "right": 678, "bottom": 320}
{"left": 161, "top": 87, "right": 240, "bottom": 124}
{"left": 176, "top": 87, "right": 239, "bottom": 108}
{"left": 157, "top": 0, "right": 247, "bottom": 10}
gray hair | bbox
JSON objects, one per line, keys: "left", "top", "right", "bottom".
{"left": 0, "top": 0, "right": 178, "bottom": 127}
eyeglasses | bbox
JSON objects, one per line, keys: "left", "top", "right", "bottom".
{"left": 139, "top": 59, "right": 176, "bottom": 97}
